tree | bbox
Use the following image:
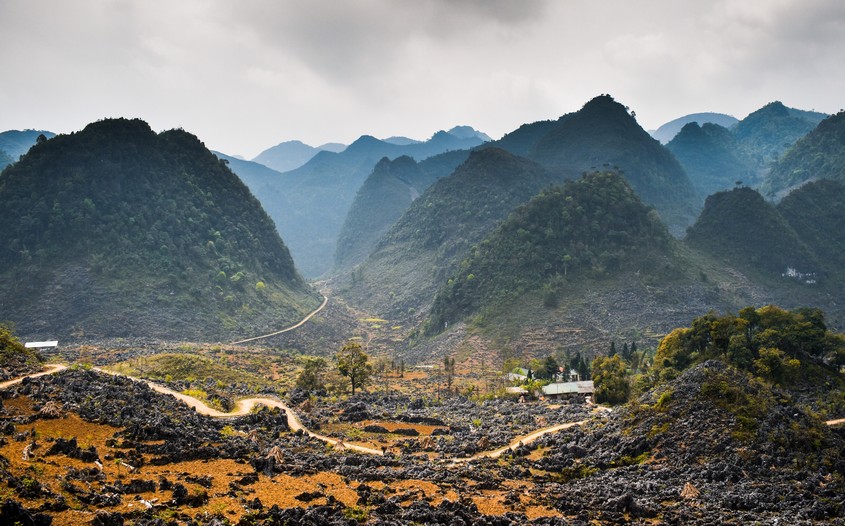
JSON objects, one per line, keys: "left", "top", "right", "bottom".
{"left": 444, "top": 356, "right": 456, "bottom": 388}
{"left": 591, "top": 355, "right": 630, "bottom": 404}
{"left": 295, "top": 357, "right": 327, "bottom": 391}
{"left": 336, "top": 342, "right": 372, "bottom": 395}
{"left": 542, "top": 356, "right": 559, "bottom": 380}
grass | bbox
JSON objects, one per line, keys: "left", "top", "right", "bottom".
{"left": 105, "top": 353, "right": 275, "bottom": 393}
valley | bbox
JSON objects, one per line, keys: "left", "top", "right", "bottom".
{"left": 3, "top": 95, "right": 845, "bottom": 525}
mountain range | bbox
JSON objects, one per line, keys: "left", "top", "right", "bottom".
{"left": 224, "top": 126, "right": 490, "bottom": 277}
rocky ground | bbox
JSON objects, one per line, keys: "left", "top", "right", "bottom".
{"left": 1, "top": 363, "right": 844, "bottom": 525}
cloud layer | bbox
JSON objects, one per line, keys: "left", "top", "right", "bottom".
{"left": 1, "top": 0, "right": 843, "bottom": 157}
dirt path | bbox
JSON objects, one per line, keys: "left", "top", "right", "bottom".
{"left": 0, "top": 363, "right": 67, "bottom": 389}
{"left": 14, "top": 365, "right": 845, "bottom": 462}
{"left": 230, "top": 294, "right": 328, "bottom": 345}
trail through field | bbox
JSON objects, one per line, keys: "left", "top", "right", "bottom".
{"left": 9, "top": 364, "right": 845, "bottom": 462}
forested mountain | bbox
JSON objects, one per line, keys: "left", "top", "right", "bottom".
{"left": 0, "top": 129, "right": 56, "bottom": 159}
{"left": 0, "top": 118, "right": 320, "bottom": 340}
{"left": 340, "top": 148, "right": 559, "bottom": 319}
{"left": 734, "top": 101, "right": 827, "bottom": 167}
{"left": 763, "top": 111, "right": 845, "bottom": 198}
{"left": 334, "top": 150, "right": 469, "bottom": 270}
{"left": 777, "top": 179, "right": 845, "bottom": 278}
{"left": 684, "top": 187, "right": 818, "bottom": 278}
{"left": 650, "top": 112, "right": 739, "bottom": 144}
{"left": 0, "top": 149, "right": 12, "bottom": 170}
{"left": 667, "top": 122, "right": 757, "bottom": 196}
{"left": 426, "top": 172, "right": 673, "bottom": 333}
{"left": 526, "top": 95, "right": 700, "bottom": 233}
{"left": 233, "top": 128, "right": 489, "bottom": 277}
{"left": 252, "top": 140, "right": 345, "bottom": 173}
{"left": 484, "top": 118, "right": 563, "bottom": 157}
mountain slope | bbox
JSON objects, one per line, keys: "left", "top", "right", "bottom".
{"left": 528, "top": 95, "right": 700, "bottom": 232}
{"left": 241, "top": 130, "right": 488, "bottom": 277}
{"left": 650, "top": 112, "right": 739, "bottom": 144}
{"left": 778, "top": 179, "right": 845, "bottom": 278}
{"left": 734, "top": 101, "right": 826, "bottom": 167}
{"left": 763, "top": 111, "right": 845, "bottom": 198}
{"left": 0, "top": 129, "right": 56, "bottom": 159}
{"left": 0, "top": 118, "right": 319, "bottom": 340}
{"left": 426, "top": 171, "right": 673, "bottom": 333}
{"left": 667, "top": 122, "right": 756, "bottom": 196}
{"left": 684, "top": 187, "right": 818, "bottom": 279}
{"left": 341, "top": 148, "right": 559, "bottom": 318}
{"left": 334, "top": 150, "right": 468, "bottom": 270}
{"left": 0, "top": 148, "right": 12, "bottom": 170}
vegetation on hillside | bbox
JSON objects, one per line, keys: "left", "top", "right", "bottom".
{"left": 0, "top": 148, "right": 13, "bottom": 170}
{"left": 334, "top": 151, "right": 467, "bottom": 270}
{"left": 666, "top": 122, "right": 757, "bottom": 196}
{"left": 764, "top": 111, "right": 845, "bottom": 197}
{"left": 777, "top": 179, "right": 845, "bottom": 276}
{"left": 0, "top": 118, "right": 318, "bottom": 339}
{"left": 733, "top": 101, "right": 826, "bottom": 167}
{"left": 235, "top": 130, "right": 487, "bottom": 278}
{"left": 527, "top": 94, "right": 700, "bottom": 232}
{"left": 343, "top": 148, "right": 559, "bottom": 318}
{"left": 685, "top": 187, "right": 818, "bottom": 278}
{"left": 427, "top": 171, "right": 672, "bottom": 333}
{"left": 0, "top": 324, "right": 43, "bottom": 380}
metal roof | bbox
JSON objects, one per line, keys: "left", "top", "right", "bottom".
{"left": 24, "top": 341, "right": 58, "bottom": 348}
{"left": 542, "top": 381, "right": 594, "bottom": 395}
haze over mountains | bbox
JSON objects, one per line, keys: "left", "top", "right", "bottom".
{"left": 2, "top": 93, "right": 844, "bottom": 350}
{"left": 223, "top": 126, "right": 491, "bottom": 277}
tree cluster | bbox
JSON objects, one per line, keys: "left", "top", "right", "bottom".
{"left": 651, "top": 305, "right": 845, "bottom": 387}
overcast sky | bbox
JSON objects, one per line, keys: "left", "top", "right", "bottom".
{"left": 2, "top": 0, "right": 844, "bottom": 158}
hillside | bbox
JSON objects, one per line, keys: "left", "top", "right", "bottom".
{"left": 485, "top": 117, "right": 564, "bottom": 157}
{"left": 734, "top": 101, "right": 827, "bottom": 167}
{"left": 0, "top": 118, "right": 320, "bottom": 341}
{"left": 334, "top": 151, "right": 468, "bottom": 270}
{"left": 778, "top": 179, "right": 845, "bottom": 278}
{"left": 235, "top": 129, "right": 488, "bottom": 277}
{"left": 666, "top": 122, "right": 757, "bottom": 196}
{"left": 764, "top": 111, "right": 845, "bottom": 198}
{"left": 0, "top": 129, "right": 56, "bottom": 159}
{"left": 252, "top": 140, "right": 345, "bottom": 173}
{"left": 0, "top": 325, "right": 43, "bottom": 381}
{"left": 0, "top": 148, "right": 12, "bottom": 170}
{"left": 527, "top": 95, "right": 700, "bottom": 233}
{"left": 426, "top": 172, "right": 674, "bottom": 333}
{"left": 649, "top": 111, "right": 739, "bottom": 144}
{"left": 684, "top": 187, "right": 818, "bottom": 278}
{"left": 340, "top": 148, "right": 560, "bottom": 320}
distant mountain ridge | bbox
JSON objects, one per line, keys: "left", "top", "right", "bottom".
{"left": 334, "top": 150, "right": 470, "bottom": 270}
{"left": 0, "top": 118, "right": 319, "bottom": 340}
{"left": 763, "top": 111, "right": 845, "bottom": 198}
{"left": 667, "top": 122, "right": 756, "bottom": 196}
{"left": 734, "top": 101, "right": 826, "bottom": 166}
{"left": 253, "top": 140, "right": 346, "bottom": 173}
{"left": 650, "top": 112, "right": 739, "bottom": 144}
{"left": 229, "top": 127, "right": 490, "bottom": 277}
{"left": 0, "top": 129, "right": 56, "bottom": 160}
{"left": 340, "top": 147, "right": 561, "bottom": 319}
{"left": 525, "top": 95, "right": 700, "bottom": 233}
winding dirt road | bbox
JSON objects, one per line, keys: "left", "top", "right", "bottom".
{"left": 7, "top": 364, "right": 845, "bottom": 462}
{"left": 230, "top": 294, "right": 329, "bottom": 345}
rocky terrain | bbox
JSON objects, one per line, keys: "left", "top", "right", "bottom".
{"left": 1, "top": 361, "right": 843, "bottom": 525}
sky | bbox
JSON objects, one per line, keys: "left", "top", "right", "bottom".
{"left": 2, "top": 0, "right": 844, "bottom": 159}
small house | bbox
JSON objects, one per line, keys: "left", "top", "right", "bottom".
{"left": 541, "top": 380, "right": 594, "bottom": 400}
